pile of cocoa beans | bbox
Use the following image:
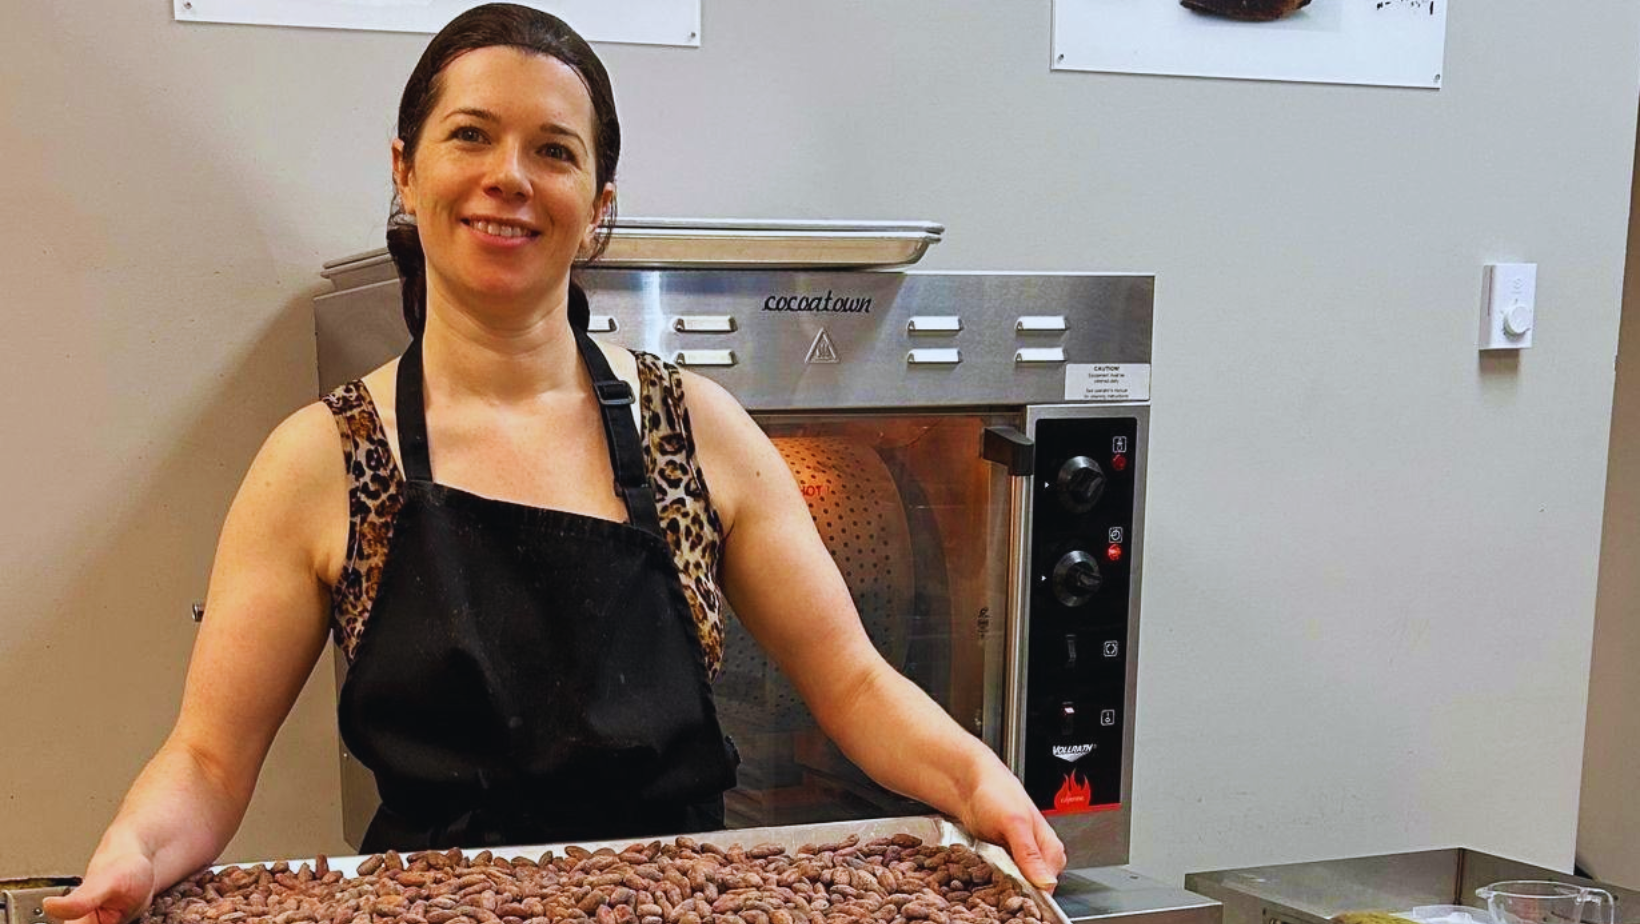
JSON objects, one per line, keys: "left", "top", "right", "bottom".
{"left": 139, "top": 834, "right": 1049, "bottom": 924}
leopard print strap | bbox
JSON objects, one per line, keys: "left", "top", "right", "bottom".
{"left": 633, "top": 351, "right": 728, "bottom": 679}
{"left": 321, "top": 381, "right": 405, "bottom": 663}
{"left": 322, "top": 358, "right": 727, "bottom": 678}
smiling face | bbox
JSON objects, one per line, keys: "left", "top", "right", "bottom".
{"left": 393, "top": 45, "right": 614, "bottom": 321}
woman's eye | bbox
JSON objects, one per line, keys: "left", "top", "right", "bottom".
{"left": 451, "top": 126, "right": 486, "bottom": 143}
{"left": 540, "top": 143, "right": 575, "bottom": 162}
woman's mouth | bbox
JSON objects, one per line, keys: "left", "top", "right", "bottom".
{"left": 462, "top": 218, "right": 540, "bottom": 241}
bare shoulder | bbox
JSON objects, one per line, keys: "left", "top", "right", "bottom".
{"left": 233, "top": 399, "right": 351, "bottom": 583}
{"left": 595, "top": 339, "right": 640, "bottom": 387}
{"left": 676, "top": 368, "right": 761, "bottom": 452}
{"left": 258, "top": 401, "right": 347, "bottom": 484}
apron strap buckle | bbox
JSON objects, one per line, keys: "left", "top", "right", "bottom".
{"left": 595, "top": 380, "right": 635, "bottom": 407}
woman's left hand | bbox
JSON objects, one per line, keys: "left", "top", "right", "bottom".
{"left": 958, "top": 763, "right": 1068, "bottom": 893}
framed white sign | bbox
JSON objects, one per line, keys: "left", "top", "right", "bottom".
{"left": 1052, "top": 0, "right": 1448, "bottom": 89}
{"left": 174, "top": 0, "right": 701, "bottom": 47}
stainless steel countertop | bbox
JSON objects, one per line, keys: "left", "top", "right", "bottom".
{"left": 1186, "top": 849, "right": 1639, "bottom": 924}
{"left": 1056, "top": 867, "right": 1220, "bottom": 924}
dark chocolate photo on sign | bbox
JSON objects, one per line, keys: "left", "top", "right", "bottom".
{"left": 1180, "top": 0, "right": 1313, "bottom": 22}
{"left": 1053, "top": 0, "right": 1446, "bottom": 88}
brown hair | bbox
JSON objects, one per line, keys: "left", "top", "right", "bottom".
{"left": 385, "top": 3, "right": 620, "bottom": 336}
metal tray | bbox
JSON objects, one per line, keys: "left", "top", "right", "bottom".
{"left": 594, "top": 219, "right": 942, "bottom": 269}
{"left": 223, "top": 815, "right": 1067, "bottom": 924}
{"left": 318, "top": 219, "right": 944, "bottom": 292}
{"left": 2, "top": 879, "right": 79, "bottom": 924}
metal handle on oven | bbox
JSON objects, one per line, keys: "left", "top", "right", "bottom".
{"left": 982, "top": 426, "right": 1034, "bottom": 776}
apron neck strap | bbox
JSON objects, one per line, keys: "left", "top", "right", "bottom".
{"left": 572, "top": 325, "right": 664, "bottom": 538}
{"left": 396, "top": 338, "right": 433, "bottom": 482}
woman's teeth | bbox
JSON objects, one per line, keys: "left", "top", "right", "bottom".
{"left": 469, "top": 220, "right": 532, "bottom": 238}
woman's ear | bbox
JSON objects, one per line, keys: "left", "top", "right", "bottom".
{"left": 392, "top": 139, "right": 416, "bottom": 216}
{"left": 582, "top": 183, "right": 616, "bottom": 253}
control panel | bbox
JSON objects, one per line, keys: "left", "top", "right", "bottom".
{"left": 1022, "top": 415, "right": 1138, "bottom": 817}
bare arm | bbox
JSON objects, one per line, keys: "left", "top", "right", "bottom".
{"left": 45, "top": 403, "right": 346, "bottom": 924}
{"left": 685, "top": 374, "right": 1066, "bottom": 889}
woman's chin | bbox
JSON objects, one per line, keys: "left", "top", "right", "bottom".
{"left": 456, "top": 278, "right": 557, "bottom": 309}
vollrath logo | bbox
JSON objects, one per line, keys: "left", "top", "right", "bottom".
{"left": 1052, "top": 744, "right": 1094, "bottom": 763}
{"left": 762, "top": 290, "right": 873, "bottom": 313}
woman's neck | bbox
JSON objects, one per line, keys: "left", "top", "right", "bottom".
{"left": 417, "top": 283, "right": 586, "bottom": 406}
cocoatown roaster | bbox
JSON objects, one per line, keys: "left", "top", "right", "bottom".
{"left": 314, "top": 219, "right": 1154, "bottom": 868}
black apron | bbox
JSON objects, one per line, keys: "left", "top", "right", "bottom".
{"left": 338, "top": 324, "right": 739, "bottom": 851}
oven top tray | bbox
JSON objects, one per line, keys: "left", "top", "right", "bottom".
{"left": 225, "top": 815, "right": 1067, "bottom": 924}
{"left": 319, "top": 219, "right": 944, "bottom": 291}
{"left": 594, "top": 219, "right": 943, "bottom": 269}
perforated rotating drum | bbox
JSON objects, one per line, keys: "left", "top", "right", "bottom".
{"left": 718, "top": 437, "right": 916, "bottom": 729}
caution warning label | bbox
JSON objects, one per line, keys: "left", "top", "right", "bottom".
{"left": 1065, "top": 364, "right": 1150, "bottom": 402}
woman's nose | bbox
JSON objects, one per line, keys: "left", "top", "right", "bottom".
{"left": 484, "top": 144, "right": 529, "bottom": 199}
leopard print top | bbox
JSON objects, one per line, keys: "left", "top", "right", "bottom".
{"left": 320, "top": 350, "right": 727, "bottom": 678}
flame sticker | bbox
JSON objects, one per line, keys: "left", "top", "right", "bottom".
{"left": 1053, "top": 771, "right": 1093, "bottom": 812}
{"left": 1042, "top": 771, "right": 1120, "bottom": 817}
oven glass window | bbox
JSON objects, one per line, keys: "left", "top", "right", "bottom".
{"left": 718, "top": 413, "right": 1014, "bottom": 828}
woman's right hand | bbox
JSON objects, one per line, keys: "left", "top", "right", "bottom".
{"left": 42, "top": 844, "right": 157, "bottom": 924}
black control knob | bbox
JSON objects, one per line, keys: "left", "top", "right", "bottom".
{"left": 1056, "top": 456, "right": 1107, "bottom": 513}
{"left": 1052, "top": 551, "right": 1103, "bottom": 607}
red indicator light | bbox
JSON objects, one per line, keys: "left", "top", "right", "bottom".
{"left": 1106, "top": 543, "right": 1123, "bottom": 562}
{"left": 1112, "top": 453, "right": 1128, "bottom": 472}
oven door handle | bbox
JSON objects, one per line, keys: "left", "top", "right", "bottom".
{"left": 982, "top": 426, "right": 1034, "bottom": 775}
{"left": 981, "top": 426, "right": 1034, "bottom": 476}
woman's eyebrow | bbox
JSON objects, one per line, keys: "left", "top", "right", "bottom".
{"left": 538, "top": 122, "right": 588, "bottom": 150}
{"left": 441, "top": 107, "right": 586, "bottom": 149}
{"left": 443, "top": 106, "right": 499, "bottom": 123}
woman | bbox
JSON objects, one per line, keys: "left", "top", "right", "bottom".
{"left": 46, "top": 7, "right": 1066, "bottom": 923}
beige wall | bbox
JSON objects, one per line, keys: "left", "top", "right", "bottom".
{"left": 5, "top": 0, "right": 1640, "bottom": 887}
{"left": 1578, "top": 116, "right": 1640, "bottom": 889}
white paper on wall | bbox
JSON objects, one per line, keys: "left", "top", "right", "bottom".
{"left": 174, "top": 0, "right": 700, "bottom": 47}
{"left": 1052, "top": 0, "right": 1447, "bottom": 89}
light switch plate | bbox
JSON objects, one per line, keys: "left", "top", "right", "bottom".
{"left": 1481, "top": 263, "right": 1536, "bottom": 350}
